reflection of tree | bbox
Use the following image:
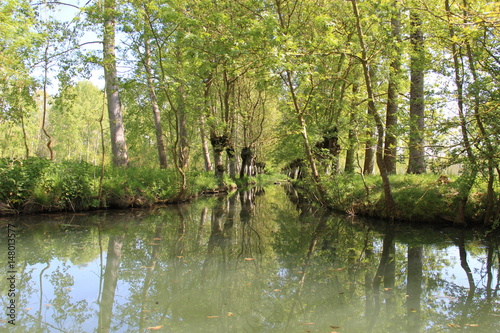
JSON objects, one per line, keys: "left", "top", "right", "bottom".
{"left": 37, "top": 262, "right": 50, "bottom": 332}
{"left": 368, "top": 225, "right": 396, "bottom": 331}
{"left": 139, "top": 225, "right": 163, "bottom": 332}
{"left": 485, "top": 233, "right": 498, "bottom": 302}
{"left": 283, "top": 184, "right": 314, "bottom": 222}
{"left": 197, "top": 206, "right": 209, "bottom": 246}
{"left": 206, "top": 196, "right": 229, "bottom": 257}
{"left": 407, "top": 246, "right": 422, "bottom": 333}
{"left": 456, "top": 230, "right": 476, "bottom": 325}
{"left": 98, "top": 233, "right": 126, "bottom": 333}
{"left": 238, "top": 188, "right": 263, "bottom": 261}
{"left": 284, "top": 211, "right": 328, "bottom": 331}
{"left": 3, "top": 189, "right": 500, "bottom": 332}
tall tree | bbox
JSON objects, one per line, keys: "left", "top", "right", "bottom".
{"left": 407, "top": 10, "right": 426, "bottom": 174}
{"left": 350, "top": 0, "right": 397, "bottom": 216}
{"left": 98, "top": 234, "right": 126, "bottom": 333}
{"left": 273, "top": 0, "right": 329, "bottom": 200}
{"left": 384, "top": 2, "right": 402, "bottom": 174}
{"left": 445, "top": 0, "right": 477, "bottom": 225}
{"left": 143, "top": 31, "right": 168, "bottom": 169}
{"left": 103, "top": 0, "right": 129, "bottom": 167}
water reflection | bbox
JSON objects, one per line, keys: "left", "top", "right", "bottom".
{"left": 0, "top": 186, "right": 499, "bottom": 332}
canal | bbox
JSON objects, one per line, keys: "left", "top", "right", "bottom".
{"left": 0, "top": 185, "right": 499, "bottom": 332}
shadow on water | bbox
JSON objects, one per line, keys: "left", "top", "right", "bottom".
{"left": 0, "top": 185, "right": 499, "bottom": 332}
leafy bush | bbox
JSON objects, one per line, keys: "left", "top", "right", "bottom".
{"left": 0, "top": 157, "right": 53, "bottom": 205}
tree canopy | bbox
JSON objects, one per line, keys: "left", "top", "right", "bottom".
{"left": 2, "top": 0, "right": 500, "bottom": 224}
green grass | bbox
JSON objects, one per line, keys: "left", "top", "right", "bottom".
{"left": 0, "top": 157, "right": 285, "bottom": 215}
{"left": 321, "top": 172, "right": 489, "bottom": 223}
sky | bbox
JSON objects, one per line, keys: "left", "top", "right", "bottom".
{"left": 35, "top": 0, "right": 105, "bottom": 94}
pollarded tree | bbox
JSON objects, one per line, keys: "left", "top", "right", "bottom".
{"left": 236, "top": 76, "right": 277, "bottom": 178}
{"left": 179, "top": 0, "right": 274, "bottom": 181}
{"left": 271, "top": 0, "right": 337, "bottom": 200}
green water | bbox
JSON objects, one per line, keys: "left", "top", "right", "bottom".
{"left": 0, "top": 185, "right": 498, "bottom": 332}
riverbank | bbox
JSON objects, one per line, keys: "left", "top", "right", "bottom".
{"left": 1, "top": 158, "right": 493, "bottom": 227}
{"left": 295, "top": 172, "right": 491, "bottom": 226}
{"left": 0, "top": 158, "right": 280, "bottom": 216}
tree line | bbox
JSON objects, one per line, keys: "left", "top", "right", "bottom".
{"left": 1, "top": 0, "right": 500, "bottom": 223}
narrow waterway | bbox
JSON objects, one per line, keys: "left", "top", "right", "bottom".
{"left": 0, "top": 185, "right": 499, "bottom": 332}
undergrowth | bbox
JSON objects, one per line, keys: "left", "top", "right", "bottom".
{"left": 0, "top": 157, "right": 283, "bottom": 215}
{"left": 316, "top": 172, "right": 489, "bottom": 224}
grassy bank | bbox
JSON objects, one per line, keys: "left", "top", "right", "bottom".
{"left": 0, "top": 158, "right": 280, "bottom": 215}
{"left": 296, "top": 172, "right": 492, "bottom": 225}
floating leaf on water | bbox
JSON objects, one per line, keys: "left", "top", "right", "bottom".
{"left": 207, "top": 316, "right": 221, "bottom": 319}
{"left": 244, "top": 258, "right": 255, "bottom": 261}
{"left": 447, "top": 324, "right": 460, "bottom": 328}
{"left": 273, "top": 289, "right": 281, "bottom": 292}
{"left": 465, "top": 324, "right": 479, "bottom": 327}
{"left": 147, "top": 325, "right": 164, "bottom": 330}
{"left": 227, "top": 312, "right": 234, "bottom": 317}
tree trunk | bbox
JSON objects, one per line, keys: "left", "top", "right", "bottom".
{"left": 284, "top": 70, "right": 327, "bottom": 201}
{"left": 199, "top": 115, "right": 213, "bottom": 172}
{"left": 227, "top": 146, "right": 237, "bottom": 179}
{"left": 103, "top": 0, "right": 129, "bottom": 167}
{"left": 177, "top": 85, "right": 189, "bottom": 170}
{"left": 344, "top": 125, "right": 356, "bottom": 173}
{"left": 351, "top": 0, "right": 397, "bottom": 217}
{"left": 407, "top": 11, "right": 426, "bottom": 174}
{"left": 19, "top": 99, "right": 30, "bottom": 159}
{"left": 445, "top": 0, "right": 476, "bottom": 225}
{"left": 363, "top": 126, "right": 375, "bottom": 175}
{"left": 240, "top": 146, "right": 255, "bottom": 178}
{"left": 345, "top": 84, "right": 359, "bottom": 173}
{"left": 211, "top": 134, "right": 228, "bottom": 179}
{"left": 143, "top": 36, "right": 167, "bottom": 169}
{"left": 98, "top": 234, "right": 125, "bottom": 333}
{"left": 42, "top": 43, "right": 54, "bottom": 160}
{"left": 213, "top": 148, "right": 224, "bottom": 179}
{"left": 463, "top": 0, "right": 498, "bottom": 226}
{"left": 384, "top": 4, "right": 402, "bottom": 174}
{"left": 407, "top": 246, "right": 423, "bottom": 333}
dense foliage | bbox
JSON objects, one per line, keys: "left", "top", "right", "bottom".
{"left": 1, "top": 0, "right": 500, "bottom": 225}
